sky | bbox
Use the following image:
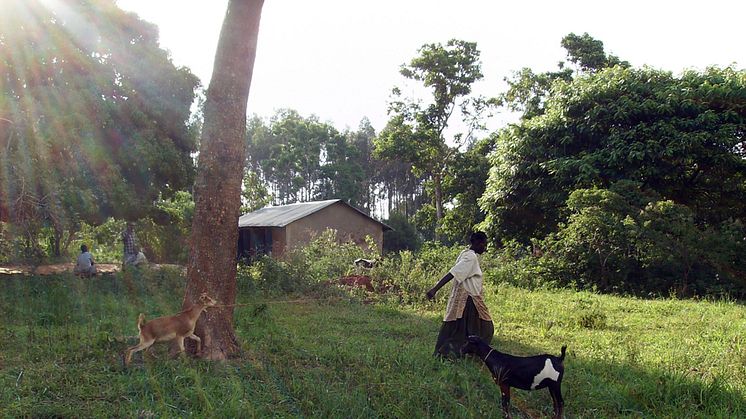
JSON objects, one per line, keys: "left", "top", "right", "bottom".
{"left": 116, "top": 0, "right": 746, "bottom": 133}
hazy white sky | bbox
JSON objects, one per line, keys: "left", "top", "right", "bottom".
{"left": 116, "top": 0, "right": 745, "bottom": 133}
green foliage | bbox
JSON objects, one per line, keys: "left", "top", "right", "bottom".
{"left": 0, "top": 223, "right": 12, "bottom": 264}
{"left": 382, "top": 212, "right": 422, "bottom": 253}
{"left": 246, "top": 110, "right": 375, "bottom": 208}
{"left": 72, "top": 218, "right": 124, "bottom": 263}
{"left": 572, "top": 296, "right": 609, "bottom": 329}
{"left": 514, "top": 187, "right": 746, "bottom": 297}
{"left": 499, "top": 67, "right": 573, "bottom": 119}
{"left": 437, "top": 137, "right": 493, "bottom": 244}
{"left": 483, "top": 65, "right": 746, "bottom": 243}
{"left": 483, "top": 38, "right": 746, "bottom": 296}
{"left": 375, "top": 39, "right": 489, "bottom": 238}
{"left": 370, "top": 244, "right": 463, "bottom": 306}
{"left": 138, "top": 192, "right": 194, "bottom": 263}
{"left": 0, "top": 0, "right": 199, "bottom": 261}
{"left": 237, "top": 229, "right": 376, "bottom": 296}
{"left": 542, "top": 188, "right": 637, "bottom": 292}
{"left": 240, "top": 169, "right": 271, "bottom": 213}
{"left": 484, "top": 241, "right": 549, "bottom": 289}
{"left": 560, "top": 32, "right": 629, "bottom": 71}
{"left": 67, "top": 192, "right": 194, "bottom": 264}
{"left": 499, "top": 32, "right": 623, "bottom": 119}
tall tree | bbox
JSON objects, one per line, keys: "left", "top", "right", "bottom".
{"left": 240, "top": 168, "right": 271, "bottom": 213}
{"left": 183, "top": 0, "right": 264, "bottom": 360}
{"left": 375, "top": 39, "right": 485, "bottom": 239}
{"left": 346, "top": 118, "right": 377, "bottom": 212}
{"left": 0, "top": 0, "right": 199, "bottom": 256}
{"left": 246, "top": 109, "right": 325, "bottom": 204}
{"left": 438, "top": 135, "right": 494, "bottom": 243}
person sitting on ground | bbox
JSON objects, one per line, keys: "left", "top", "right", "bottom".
{"left": 74, "top": 244, "right": 97, "bottom": 277}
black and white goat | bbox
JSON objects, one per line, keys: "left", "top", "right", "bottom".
{"left": 353, "top": 258, "right": 376, "bottom": 269}
{"left": 461, "top": 335, "right": 567, "bottom": 419}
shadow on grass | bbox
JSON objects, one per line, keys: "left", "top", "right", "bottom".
{"left": 234, "top": 297, "right": 746, "bottom": 418}
{"left": 0, "top": 274, "right": 743, "bottom": 417}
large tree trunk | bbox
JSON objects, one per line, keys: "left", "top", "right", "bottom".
{"left": 183, "top": 0, "right": 264, "bottom": 361}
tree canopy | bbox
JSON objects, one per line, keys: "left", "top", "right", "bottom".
{"left": 246, "top": 110, "right": 375, "bottom": 211}
{"left": 482, "top": 65, "right": 746, "bottom": 243}
{"left": 480, "top": 33, "right": 745, "bottom": 295}
{"left": 374, "top": 39, "right": 488, "bottom": 239}
{"left": 0, "top": 0, "right": 199, "bottom": 256}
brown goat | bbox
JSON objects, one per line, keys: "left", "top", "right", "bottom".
{"left": 124, "top": 292, "right": 217, "bottom": 366}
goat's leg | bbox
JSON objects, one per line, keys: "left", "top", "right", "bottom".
{"left": 125, "top": 338, "right": 155, "bottom": 366}
{"left": 175, "top": 337, "right": 186, "bottom": 358}
{"left": 548, "top": 382, "right": 564, "bottom": 419}
{"left": 498, "top": 382, "right": 512, "bottom": 419}
{"left": 186, "top": 333, "right": 202, "bottom": 354}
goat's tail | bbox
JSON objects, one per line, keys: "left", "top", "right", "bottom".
{"left": 136, "top": 313, "right": 146, "bottom": 332}
{"left": 559, "top": 345, "right": 567, "bottom": 361}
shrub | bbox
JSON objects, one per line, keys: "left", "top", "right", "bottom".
{"left": 526, "top": 187, "right": 746, "bottom": 298}
{"left": 573, "top": 298, "right": 608, "bottom": 329}
{"left": 370, "top": 243, "right": 463, "bottom": 306}
{"left": 383, "top": 212, "right": 422, "bottom": 253}
{"left": 237, "top": 229, "right": 376, "bottom": 297}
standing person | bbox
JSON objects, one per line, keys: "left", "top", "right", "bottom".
{"left": 122, "top": 222, "right": 146, "bottom": 268}
{"left": 74, "top": 244, "right": 97, "bottom": 277}
{"left": 426, "top": 231, "right": 494, "bottom": 358}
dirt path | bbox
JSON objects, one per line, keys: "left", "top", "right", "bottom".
{"left": 0, "top": 263, "right": 184, "bottom": 276}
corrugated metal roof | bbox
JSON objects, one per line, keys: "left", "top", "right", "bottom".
{"left": 238, "top": 199, "right": 392, "bottom": 230}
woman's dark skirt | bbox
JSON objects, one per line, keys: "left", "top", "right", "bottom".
{"left": 434, "top": 296, "right": 494, "bottom": 358}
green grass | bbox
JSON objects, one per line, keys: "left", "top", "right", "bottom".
{"left": 0, "top": 270, "right": 744, "bottom": 417}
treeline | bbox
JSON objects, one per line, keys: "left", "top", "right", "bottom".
{"left": 242, "top": 108, "right": 487, "bottom": 249}
{"left": 243, "top": 112, "right": 378, "bottom": 212}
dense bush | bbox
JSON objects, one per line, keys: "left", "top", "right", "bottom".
{"left": 0, "top": 192, "right": 195, "bottom": 265}
{"left": 232, "top": 224, "right": 739, "bottom": 305}
{"left": 495, "top": 188, "right": 746, "bottom": 298}
{"left": 237, "top": 229, "right": 376, "bottom": 297}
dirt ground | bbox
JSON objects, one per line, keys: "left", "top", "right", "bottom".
{"left": 0, "top": 263, "right": 183, "bottom": 276}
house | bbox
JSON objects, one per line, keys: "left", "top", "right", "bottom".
{"left": 237, "top": 199, "right": 391, "bottom": 258}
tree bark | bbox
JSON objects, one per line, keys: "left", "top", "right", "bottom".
{"left": 183, "top": 0, "right": 264, "bottom": 361}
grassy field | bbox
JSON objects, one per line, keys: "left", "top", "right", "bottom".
{"left": 0, "top": 269, "right": 744, "bottom": 417}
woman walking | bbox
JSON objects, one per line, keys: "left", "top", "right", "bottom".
{"left": 426, "top": 231, "right": 494, "bottom": 358}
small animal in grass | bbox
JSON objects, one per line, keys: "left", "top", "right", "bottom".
{"left": 124, "top": 292, "right": 217, "bottom": 366}
{"left": 461, "top": 335, "right": 567, "bottom": 419}
{"left": 353, "top": 258, "right": 376, "bottom": 269}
